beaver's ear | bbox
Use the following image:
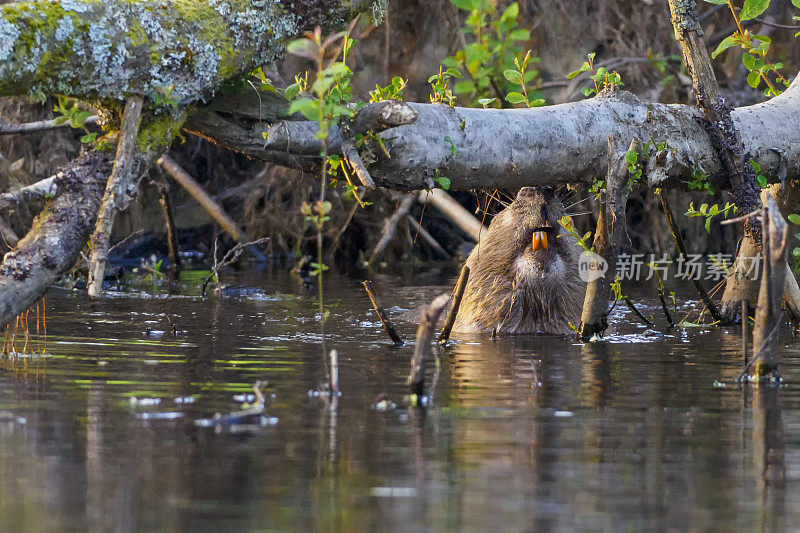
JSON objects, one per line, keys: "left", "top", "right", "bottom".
{"left": 516, "top": 186, "right": 553, "bottom": 200}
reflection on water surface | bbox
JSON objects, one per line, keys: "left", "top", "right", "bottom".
{"left": 0, "top": 270, "right": 798, "bottom": 531}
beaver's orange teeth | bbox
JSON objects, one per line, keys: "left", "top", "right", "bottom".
{"left": 532, "top": 230, "right": 548, "bottom": 251}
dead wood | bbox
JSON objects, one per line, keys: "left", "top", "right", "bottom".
{"left": 362, "top": 280, "right": 404, "bottom": 345}
{"left": 408, "top": 293, "right": 450, "bottom": 398}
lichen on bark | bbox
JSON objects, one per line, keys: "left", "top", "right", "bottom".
{"left": 0, "top": 0, "right": 306, "bottom": 104}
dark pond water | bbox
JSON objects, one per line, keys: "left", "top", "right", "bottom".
{"left": 0, "top": 268, "right": 798, "bottom": 531}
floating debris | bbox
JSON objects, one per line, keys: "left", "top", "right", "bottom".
{"left": 136, "top": 411, "right": 184, "bottom": 421}
{"left": 372, "top": 393, "right": 396, "bottom": 413}
{"left": 130, "top": 397, "right": 162, "bottom": 406}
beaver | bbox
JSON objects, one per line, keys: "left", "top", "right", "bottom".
{"left": 452, "top": 187, "right": 583, "bottom": 334}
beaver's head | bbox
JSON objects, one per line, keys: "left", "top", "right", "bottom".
{"left": 452, "top": 187, "right": 583, "bottom": 334}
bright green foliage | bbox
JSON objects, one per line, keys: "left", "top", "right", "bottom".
{"left": 685, "top": 202, "right": 738, "bottom": 233}
{"left": 429, "top": 66, "right": 462, "bottom": 106}
{"left": 442, "top": 1, "right": 540, "bottom": 107}
{"left": 707, "top": 0, "right": 791, "bottom": 97}
{"left": 788, "top": 213, "right": 800, "bottom": 273}
{"left": 589, "top": 178, "right": 605, "bottom": 200}
{"left": 369, "top": 76, "right": 407, "bottom": 102}
{"left": 558, "top": 215, "right": 593, "bottom": 252}
{"left": 749, "top": 159, "right": 769, "bottom": 188}
{"left": 688, "top": 166, "right": 715, "bottom": 195}
{"left": 53, "top": 96, "right": 99, "bottom": 144}
{"left": 503, "top": 51, "right": 545, "bottom": 107}
{"left": 567, "top": 53, "right": 623, "bottom": 97}
{"left": 626, "top": 149, "right": 643, "bottom": 189}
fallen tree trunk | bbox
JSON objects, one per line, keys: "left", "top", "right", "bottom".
{"left": 0, "top": 153, "right": 109, "bottom": 327}
{"left": 187, "top": 78, "right": 800, "bottom": 192}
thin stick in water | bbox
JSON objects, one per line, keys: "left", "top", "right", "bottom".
{"left": 408, "top": 294, "right": 451, "bottom": 399}
{"left": 656, "top": 188, "right": 724, "bottom": 324}
{"left": 329, "top": 349, "right": 339, "bottom": 394}
{"left": 438, "top": 265, "right": 470, "bottom": 344}
{"left": 742, "top": 300, "right": 748, "bottom": 368}
{"left": 362, "top": 280, "right": 404, "bottom": 345}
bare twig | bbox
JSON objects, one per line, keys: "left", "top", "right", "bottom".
{"left": 329, "top": 349, "right": 339, "bottom": 394}
{"left": 107, "top": 229, "right": 146, "bottom": 255}
{"left": 0, "top": 175, "right": 58, "bottom": 210}
{"left": 719, "top": 209, "right": 760, "bottom": 225}
{"left": 158, "top": 154, "right": 265, "bottom": 261}
{"left": 417, "top": 189, "right": 488, "bottom": 242}
{"left": 658, "top": 281, "right": 675, "bottom": 329}
{"left": 742, "top": 300, "right": 748, "bottom": 368}
{"left": 408, "top": 293, "right": 450, "bottom": 399}
{"left": 622, "top": 297, "right": 655, "bottom": 328}
{"left": 438, "top": 265, "right": 470, "bottom": 344}
{"left": 362, "top": 280, "right": 403, "bottom": 345}
{"left": 369, "top": 193, "right": 415, "bottom": 265}
{"left": 0, "top": 115, "right": 99, "bottom": 135}
{"left": 201, "top": 237, "right": 269, "bottom": 296}
{"left": 151, "top": 179, "right": 181, "bottom": 271}
{"left": 407, "top": 216, "right": 450, "bottom": 259}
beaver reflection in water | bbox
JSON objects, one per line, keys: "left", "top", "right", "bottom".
{"left": 452, "top": 187, "right": 583, "bottom": 334}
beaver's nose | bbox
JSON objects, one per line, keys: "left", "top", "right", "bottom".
{"left": 517, "top": 187, "right": 538, "bottom": 198}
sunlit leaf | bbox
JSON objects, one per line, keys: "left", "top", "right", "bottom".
{"left": 503, "top": 69, "right": 524, "bottom": 84}
{"left": 747, "top": 70, "right": 761, "bottom": 88}
{"left": 711, "top": 36, "right": 738, "bottom": 59}
{"left": 740, "top": 0, "right": 770, "bottom": 21}
{"left": 505, "top": 91, "right": 527, "bottom": 104}
{"left": 287, "top": 98, "right": 322, "bottom": 121}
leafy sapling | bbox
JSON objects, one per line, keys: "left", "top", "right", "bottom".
{"left": 707, "top": 0, "right": 792, "bottom": 96}
{"left": 685, "top": 201, "right": 738, "bottom": 233}
{"left": 503, "top": 51, "right": 545, "bottom": 107}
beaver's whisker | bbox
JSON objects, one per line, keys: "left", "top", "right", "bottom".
{"left": 565, "top": 211, "right": 592, "bottom": 216}
{"left": 564, "top": 197, "right": 590, "bottom": 210}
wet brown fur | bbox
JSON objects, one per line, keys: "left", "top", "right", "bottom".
{"left": 452, "top": 187, "right": 582, "bottom": 334}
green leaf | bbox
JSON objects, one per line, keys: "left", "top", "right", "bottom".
{"left": 435, "top": 176, "right": 451, "bottom": 189}
{"left": 740, "top": 0, "right": 771, "bottom": 21}
{"left": 286, "top": 38, "right": 317, "bottom": 60}
{"left": 528, "top": 98, "right": 545, "bottom": 107}
{"left": 476, "top": 97, "right": 497, "bottom": 107}
{"left": 284, "top": 82, "right": 301, "bottom": 101}
{"left": 625, "top": 150, "right": 638, "bottom": 166}
{"left": 508, "top": 28, "right": 530, "bottom": 41}
{"left": 793, "top": 0, "right": 800, "bottom": 8}
{"left": 788, "top": 214, "right": 800, "bottom": 225}
{"left": 711, "top": 36, "right": 738, "bottom": 59}
{"left": 581, "top": 87, "right": 595, "bottom": 97}
{"left": 567, "top": 62, "right": 590, "bottom": 80}
{"left": 445, "top": 67, "right": 463, "bottom": 78}
{"left": 453, "top": 80, "right": 477, "bottom": 95}
{"left": 503, "top": 69, "right": 524, "bottom": 84}
{"left": 325, "top": 62, "right": 349, "bottom": 77}
{"left": 747, "top": 70, "right": 761, "bottom": 88}
{"left": 742, "top": 52, "right": 756, "bottom": 70}
{"left": 80, "top": 132, "right": 98, "bottom": 143}
{"left": 703, "top": 0, "right": 729, "bottom": 4}
{"left": 505, "top": 92, "right": 527, "bottom": 104}
{"left": 501, "top": 2, "right": 519, "bottom": 22}
{"left": 287, "top": 98, "right": 322, "bottom": 121}
{"left": 448, "top": 0, "right": 479, "bottom": 10}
